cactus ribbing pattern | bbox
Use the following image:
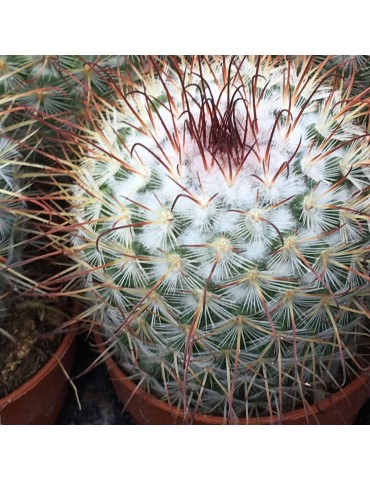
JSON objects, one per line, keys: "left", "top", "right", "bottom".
{"left": 67, "top": 56, "right": 370, "bottom": 421}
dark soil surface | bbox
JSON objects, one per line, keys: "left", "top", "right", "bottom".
{"left": 56, "top": 333, "right": 134, "bottom": 425}
{"left": 0, "top": 299, "right": 64, "bottom": 397}
{"left": 355, "top": 399, "right": 370, "bottom": 424}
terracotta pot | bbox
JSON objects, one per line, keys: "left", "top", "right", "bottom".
{"left": 94, "top": 332, "right": 370, "bottom": 425}
{"left": 0, "top": 329, "right": 76, "bottom": 425}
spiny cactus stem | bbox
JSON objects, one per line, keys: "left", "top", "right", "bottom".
{"left": 46, "top": 56, "right": 370, "bottom": 419}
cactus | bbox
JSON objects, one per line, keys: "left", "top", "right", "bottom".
{"left": 313, "top": 56, "right": 370, "bottom": 128}
{"left": 0, "top": 97, "right": 46, "bottom": 326}
{"left": 55, "top": 56, "right": 370, "bottom": 421}
{"left": 0, "top": 55, "right": 125, "bottom": 105}
{"left": 0, "top": 55, "right": 127, "bottom": 157}
{"left": 0, "top": 125, "right": 21, "bottom": 317}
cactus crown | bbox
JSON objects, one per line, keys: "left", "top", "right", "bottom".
{"left": 64, "top": 56, "right": 370, "bottom": 421}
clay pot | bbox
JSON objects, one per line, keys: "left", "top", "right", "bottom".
{"left": 0, "top": 330, "right": 76, "bottom": 425}
{"left": 94, "top": 332, "right": 370, "bottom": 425}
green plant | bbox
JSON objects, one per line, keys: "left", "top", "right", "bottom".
{"left": 0, "top": 55, "right": 126, "bottom": 109}
{"left": 313, "top": 56, "right": 370, "bottom": 128}
{"left": 53, "top": 56, "right": 370, "bottom": 422}
{"left": 0, "top": 56, "right": 128, "bottom": 160}
{"left": 0, "top": 93, "right": 56, "bottom": 334}
{"left": 0, "top": 103, "right": 34, "bottom": 328}
{"left": 0, "top": 128, "right": 20, "bottom": 323}
{"left": 0, "top": 95, "right": 80, "bottom": 426}
{"left": 314, "top": 55, "right": 370, "bottom": 93}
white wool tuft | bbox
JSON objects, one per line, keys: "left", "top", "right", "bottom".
{"left": 213, "top": 210, "right": 239, "bottom": 234}
{"left": 177, "top": 228, "right": 208, "bottom": 247}
{"left": 240, "top": 241, "right": 268, "bottom": 263}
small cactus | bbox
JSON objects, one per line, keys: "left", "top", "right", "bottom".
{"left": 0, "top": 118, "right": 25, "bottom": 319}
{"left": 0, "top": 131, "right": 19, "bottom": 310}
{"left": 0, "top": 55, "right": 126, "bottom": 157}
{"left": 0, "top": 55, "right": 125, "bottom": 107}
{"left": 0, "top": 99, "right": 45, "bottom": 325}
{"left": 56, "top": 56, "right": 370, "bottom": 421}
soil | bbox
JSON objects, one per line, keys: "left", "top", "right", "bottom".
{"left": 0, "top": 298, "right": 65, "bottom": 397}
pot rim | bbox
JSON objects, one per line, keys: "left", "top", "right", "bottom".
{"left": 0, "top": 298, "right": 81, "bottom": 407}
{"left": 94, "top": 331, "right": 370, "bottom": 424}
{"left": 0, "top": 329, "right": 76, "bottom": 407}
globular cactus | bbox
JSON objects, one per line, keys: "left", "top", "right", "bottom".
{"left": 0, "top": 118, "right": 25, "bottom": 320}
{"left": 59, "top": 56, "right": 370, "bottom": 421}
{"left": 0, "top": 100, "right": 44, "bottom": 325}
{"left": 0, "top": 55, "right": 126, "bottom": 155}
{"left": 0, "top": 55, "right": 125, "bottom": 108}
